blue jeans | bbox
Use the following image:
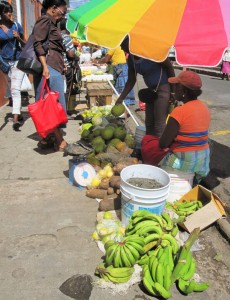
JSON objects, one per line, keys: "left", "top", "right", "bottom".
{"left": 33, "top": 66, "right": 66, "bottom": 128}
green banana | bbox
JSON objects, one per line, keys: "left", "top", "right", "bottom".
{"left": 158, "top": 251, "right": 167, "bottom": 265}
{"left": 156, "top": 247, "right": 164, "bottom": 259}
{"left": 161, "top": 212, "right": 174, "bottom": 231}
{"left": 101, "top": 273, "right": 110, "bottom": 282}
{"left": 104, "top": 272, "right": 132, "bottom": 283}
{"left": 126, "top": 241, "right": 144, "bottom": 255}
{"left": 124, "top": 235, "right": 145, "bottom": 246}
{"left": 156, "top": 262, "right": 164, "bottom": 286}
{"left": 133, "top": 219, "right": 160, "bottom": 231}
{"left": 178, "top": 278, "right": 189, "bottom": 293}
{"left": 144, "top": 240, "right": 158, "bottom": 253}
{"left": 161, "top": 239, "right": 171, "bottom": 248}
{"left": 106, "top": 265, "right": 134, "bottom": 278}
{"left": 132, "top": 210, "right": 151, "bottom": 218}
{"left": 161, "top": 234, "right": 179, "bottom": 254}
{"left": 125, "top": 242, "right": 141, "bottom": 261}
{"left": 123, "top": 245, "right": 136, "bottom": 266}
{"left": 137, "top": 224, "right": 163, "bottom": 236}
{"left": 176, "top": 200, "right": 197, "bottom": 208}
{"left": 186, "top": 279, "right": 196, "bottom": 294}
{"left": 154, "top": 282, "right": 172, "bottom": 299}
{"left": 171, "top": 229, "right": 200, "bottom": 286}
{"left": 171, "top": 225, "right": 179, "bottom": 237}
{"left": 150, "top": 256, "right": 159, "bottom": 282}
{"left": 137, "top": 254, "right": 149, "bottom": 266}
{"left": 120, "top": 245, "right": 132, "bottom": 267}
{"left": 182, "top": 257, "right": 196, "bottom": 281}
{"left": 166, "top": 245, "right": 174, "bottom": 271}
{"left": 193, "top": 282, "right": 209, "bottom": 292}
{"left": 104, "top": 240, "right": 116, "bottom": 251}
{"left": 144, "top": 233, "right": 161, "bottom": 245}
{"left": 148, "top": 254, "right": 157, "bottom": 276}
{"left": 95, "top": 262, "right": 106, "bottom": 275}
{"left": 132, "top": 216, "right": 146, "bottom": 224}
{"left": 142, "top": 265, "right": 158, "bottom": 296}
{"left": 113, "top": 244, "right": 122, "bottom": 268}
{"left": 197, "top": 200, "right": 203, "bottom": 208}
{"left": 144, "top": 214, "right": 164, "bottom": 227}
{"left": 163, "top": 263, "right": 172, "bottom": 291}
{"left": 105, "top": 244, "right": 118, "bottom": 266}
{"left": 179, "top": 250, "right": 192, "bottom": 278}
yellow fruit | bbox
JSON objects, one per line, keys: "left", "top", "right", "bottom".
{"left": 103, "top": 211, "right": 113, "bottom": 219}
{"left": 91, "top": 177, "right": 101, "bottom": 188}
{"left": 98, "top": 169, "right": 107, "bottom": 179}
{"left": 92, "top": 231, "right": 100, "bottom": 241}
{"left": 106, "top": 170, "right": 114, "bottom": 178}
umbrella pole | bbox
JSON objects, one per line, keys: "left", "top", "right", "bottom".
{"left": 107, "top": 79, "right": 139, "bottom": 127}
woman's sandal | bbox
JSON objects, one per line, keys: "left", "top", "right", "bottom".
{"left": 54, "top": 142, "right": 68, "bottom": 152}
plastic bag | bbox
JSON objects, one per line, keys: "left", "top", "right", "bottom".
{"left": 28, "top": 77, "right": 67, "bottom": 138}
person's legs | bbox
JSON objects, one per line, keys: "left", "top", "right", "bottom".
{"left": 145, "top": 84, "right": 170, "bottom": 137}
{"left": 47, "top": 66, "right": 68, "bottom": 150}
{"left": 152, "top": 84, "right": 170, "bottom": 137}
{"left": 10, "top": 62, "right": 25, "bottom": 130}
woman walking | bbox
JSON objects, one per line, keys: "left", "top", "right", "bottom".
{"left": 0, "top": 1, "right": 26, "bottom": 131}
{"left": 33, "top": 0, "right": 68, "bottom": 151}
{"left": 221, "top": 49, "right": 230, "bottom": 80}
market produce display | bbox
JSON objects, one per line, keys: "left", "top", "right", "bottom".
{"left": 165, "top": 199, "right": 203, "bottom": 220}
{"left": 95, "top": 263, "right": 134, "bottom": 283}
{"left": 92, "top": 212, "right": 125, "bottom": 244}
{"left": 92, "top": 209, "right": 209, "bottom": 298}
{"left": 79, "top": 105, "right": 136, "bottom": 166}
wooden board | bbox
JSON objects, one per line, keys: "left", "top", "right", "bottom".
{"left": 86, "top": 81, "right": 113, "bottom": 97}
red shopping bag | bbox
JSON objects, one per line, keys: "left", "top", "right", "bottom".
{"left": 28, "top": 77, "right": 67, "bottom": 138}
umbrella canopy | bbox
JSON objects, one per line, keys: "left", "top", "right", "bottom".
{"left": 67, "top": 0, "right": 230, "bottom": 67}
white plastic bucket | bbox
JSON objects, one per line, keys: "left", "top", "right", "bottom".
{"left": 135, "top": 125, "right": 146, "bottom": 149}
{"left": 161, "top": 167, "right": 194, "bottom": 203}
{"left": 120, "top": 164, "right": 170, "bottom": 226}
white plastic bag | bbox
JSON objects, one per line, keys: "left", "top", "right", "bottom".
{"left": 20, "top": 74, "right": 32, "bottom": 92}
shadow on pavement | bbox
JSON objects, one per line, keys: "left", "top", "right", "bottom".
{"left": 200, "top": 138, "right": 230, "bottom": 190}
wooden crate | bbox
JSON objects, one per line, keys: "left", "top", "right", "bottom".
{"left": 86, "top": 81, "right": 113, "bottom": 107}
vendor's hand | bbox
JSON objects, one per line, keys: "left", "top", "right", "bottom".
{"left": 115, "top": 97, "right": 123, "bottom": 105}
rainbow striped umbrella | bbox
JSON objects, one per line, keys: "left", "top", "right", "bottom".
{"left": 67, "top": 0, "right": 230, "bottom": 67}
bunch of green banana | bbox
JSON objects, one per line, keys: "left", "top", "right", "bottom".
{"left": 165, "top": 200, "right": 203, "bottom": 220}
{"left": 104, "top": 235, "right": 145, "bottom": 268}
{"left": 95, "top": 263, "right": 134, "bottom": 284}
{"left": 171, "top": 227, "right": 209, "bottom": 294}
{"left": 142, "top": 255, "right": 172, "bottom": 299}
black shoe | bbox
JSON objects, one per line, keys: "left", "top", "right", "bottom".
{"left": 13, "top": 122, "right": 21, "bottom": 131}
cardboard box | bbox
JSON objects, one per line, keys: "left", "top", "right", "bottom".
{"left": 177, "top": 185, "right": 226, "bottom": 233}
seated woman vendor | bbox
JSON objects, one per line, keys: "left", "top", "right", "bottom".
{"left": 141, "top": 71, "right": 210, "bottom": 183}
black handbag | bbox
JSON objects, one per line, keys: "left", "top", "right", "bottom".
{"left": 0, "top": 54, "right": 10, "bottom": 73}
{"left": 17, "top": 21, "right": 51, "bottom": 75}
{"left": 17, "top": 34, "right": 44, "bottom": 75}
{"left": 138, "top": 68, "right": 163, "bottom": 103}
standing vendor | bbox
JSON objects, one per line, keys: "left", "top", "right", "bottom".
{"left": 93, "top": 46, "right": 135, "bottom": 105}
{"left": 141, "top": 71, "right": 210, "bottom": 183}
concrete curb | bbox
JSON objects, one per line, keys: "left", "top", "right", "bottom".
{"left": 217, "top": 219, "right": 230, "bottom": 242}
{"left": 174, "top": 65, "right": 222, "bottom": 78}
